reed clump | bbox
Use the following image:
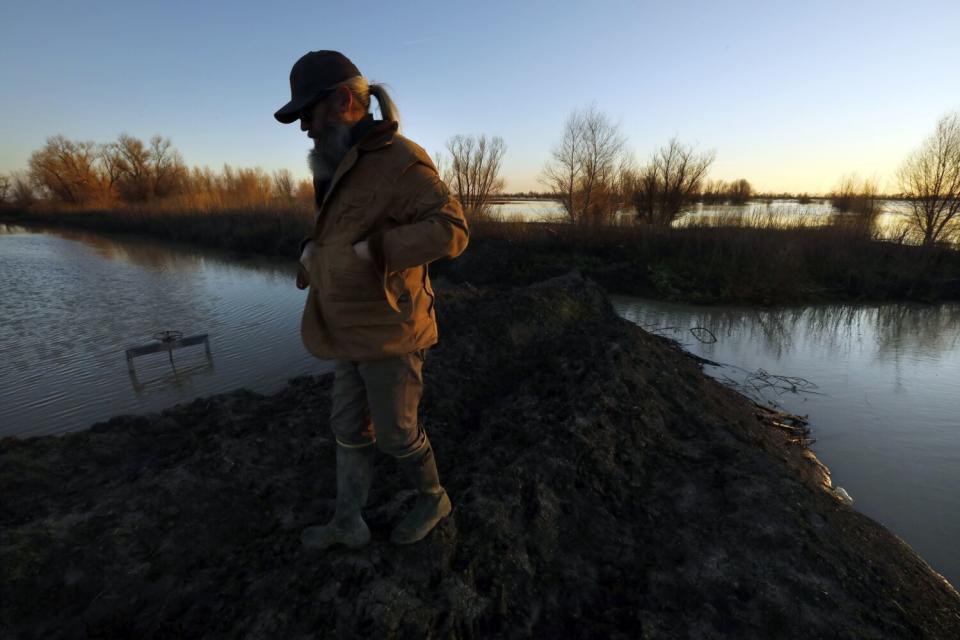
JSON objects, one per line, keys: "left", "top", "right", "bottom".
{"left": 828, "top": 175, "right": 882, "bottom": 236}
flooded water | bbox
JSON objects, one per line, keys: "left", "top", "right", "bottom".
{"left": 0, "top": 225, "right": 332, "bottom": 439}
{"left": 612, "top": 296, "right": 960, "bottom": 587}
{"left": 1, "top": 224, "right": 956, "bottom": 586}
{"left": 490, "top": 198, "right": 917, "bottom": 240}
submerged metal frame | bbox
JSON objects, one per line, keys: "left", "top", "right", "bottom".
{"left": 125, "top": 334, "right": 211, "bottom": 373}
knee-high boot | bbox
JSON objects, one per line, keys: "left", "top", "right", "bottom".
{"left": 301, "top": 443, "right": 374, "bottom": 550}
{"left": 390, "top": 434, "right": 452, "bottom": 545}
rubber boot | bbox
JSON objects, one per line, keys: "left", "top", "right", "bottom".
{"left": 301, "top": 444, "right": 374, "bottom": 550}
{"left": 390, "top": 435, "right": 452, "bottom": 545}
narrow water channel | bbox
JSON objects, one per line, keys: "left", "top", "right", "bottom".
{"left": 1, "top": 224, "right": 957, "bottom": 586}
{"left": 611, "top": 296, "right": 960, "bottom": 587}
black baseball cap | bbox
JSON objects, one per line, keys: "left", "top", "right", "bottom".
{"left": 274, "top": 50, "right": 361, "bottom": 124}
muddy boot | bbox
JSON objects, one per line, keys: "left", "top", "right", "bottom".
{"left": 301, "top": 444, "right": 374, "bottom": 550}
{"left": 390, "top": 435, "right": 452, "bottom": 545}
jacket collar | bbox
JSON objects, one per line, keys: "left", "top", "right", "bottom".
{"left": 355, "top": 118, "right": 398, "bottom": 151}
{"left": 318, "top": 119, "right": 398, "bottom": 212}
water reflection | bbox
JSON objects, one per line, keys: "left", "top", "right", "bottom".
{"left": 128, "top": 353, "right": 216, "bottom": 394}
{"left": 1, "top": 223, "right": 293, "bottom": 278}
{"left": 871, "top": 304, "right": 960, "bottom": 358}
{"left": 125, "top": 332, "right": 216, "bottom": 393}
{"left": 616, "top": 300, "right": 960, "bottom": 365}
{"left": 612, "top": 294, "right": 960, "bottom": 587}
{"left": 0, "top": 227, "right": 330, "bottom": 439}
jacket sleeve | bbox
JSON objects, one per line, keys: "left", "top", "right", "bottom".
{"left": 367, "top": 161, "right": 469, "bottom": 273}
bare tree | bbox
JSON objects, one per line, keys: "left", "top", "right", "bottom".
{"left": 272, "top": 168, "right": 296, "bottom": 202}
{"left": 700, "top": 179, "right": 726, "bottom": 205}
{"left": 0, "top": 174, "right": 10, "bottom": 204}
{"left": 541, "top": 106, "right": 629, "bottom": 224}
{"left": 221, "top": 165, "right": 273, "bottom": 208}
{"left": 295, "top": 178, "right": 314, "bottom": 204}
{"left": 114, "top": 133, "right": 152, "bottom": 202}
{"left": 701, "top": 178, "right": 752, "bottom": 205}
{"left": 729, "top": 178, "right": 753, "bottom": 205}
{"left": 97, "top": 142, "right": 124, "bottom": 200}
{"left": 898, "top": 111, "right": 960, "bottom": 246}
{"left": 432, "top": 151, "right": 446, "bottom": 184}
{"left": 149, "top": 135, "right": 186, "bottom": 198}
{"left": 11, "top": 171, "right": 36, "bottom": 208}
{"left": 631, "top": 138, "right": 714, "bottom": 225}
{"left": 441, "top": 134, "right": 506, "bottom": 221}
{"left": 28, "top": 135, "right": 104, "bottom": 205}
{"left": 541, "top": 110, "right": 583, "bottom": 221}
{"left": 577, "top": 107, "right": 627, "bottom": 222}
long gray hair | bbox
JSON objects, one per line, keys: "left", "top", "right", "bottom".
{"left": 336, "top": 76, "right": 400, "bottom": 128}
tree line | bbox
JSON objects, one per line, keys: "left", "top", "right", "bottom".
{"left": 3, "top": 109, "right": 958, "bottom": 246}
{"left": 435, "top": 107, "right": 751, "bottom": 226}
{"left": 1, "top": 133, "right": 314, "bottom": 211}
{"left": 454, "top": 106, "right": 959, "bottom": 245}
{"left": 537, "top": 107, "right": 759, "bottom": 225}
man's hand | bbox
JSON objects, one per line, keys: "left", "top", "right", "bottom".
{"left": 352, "top": 240, "right": 373, "bottom": 263}
{"left": 300, "top": 239, "right": 315, "bottom": 270}
{"left": 297, "top": 240, "right": 314, "bottom": 290}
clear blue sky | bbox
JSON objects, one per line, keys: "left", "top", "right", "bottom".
{"left": 1, "top": 0, "right": 958, "bottom": 193}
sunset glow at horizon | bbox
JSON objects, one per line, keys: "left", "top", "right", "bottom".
{"left": 1, "top": 0, "right": 958, "bottom": 195}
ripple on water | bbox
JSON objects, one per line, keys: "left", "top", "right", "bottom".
{"left": 1, "top": 229, "right": 321, "bottom": 440}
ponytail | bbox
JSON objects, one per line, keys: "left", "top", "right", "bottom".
{"left": 369, "top": 83, "right": 400, "bottom": 129}
{"left": 337, "top": 76, "right": 401, "bottom": 130}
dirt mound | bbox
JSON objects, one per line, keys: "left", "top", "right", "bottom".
{"left": 2, "top": 273, "right": 958, "bottom": 639}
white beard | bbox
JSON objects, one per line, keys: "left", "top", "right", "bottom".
{"left": 307, "top": 119, "right": 352, "bottom": 182}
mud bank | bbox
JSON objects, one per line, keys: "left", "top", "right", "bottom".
{"left": 2, "top": 273, "right": 959, "bottom": 639}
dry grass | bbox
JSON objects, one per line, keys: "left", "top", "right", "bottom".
{"left": 2, "top": 203, "right": 314, "bottom": 257}
{"left": 460, "top": 210, "right": 960, "bottom": 303}
{"left": 3, "top": 202, "right": 958, "bottom": 304}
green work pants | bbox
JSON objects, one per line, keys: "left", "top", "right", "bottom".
{"left": 329, "top": 350, "right": 427, "bottom": 459}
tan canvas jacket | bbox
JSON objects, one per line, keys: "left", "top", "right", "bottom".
{"left": 297, "top": 120, "right": 468, "bottom": 360}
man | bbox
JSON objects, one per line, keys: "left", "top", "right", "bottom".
{"left": 274, "top": 50, "right": 468, "bottom": 548}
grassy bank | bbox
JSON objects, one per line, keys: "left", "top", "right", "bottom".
{"left": 3, "top": 206, "right": 959, "bottom": 304}
{"left": 447, "top": 217, "right": 960, "bottom": 304}
{"left": 0, "top": 205, "right": 311, "bottom": 258}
